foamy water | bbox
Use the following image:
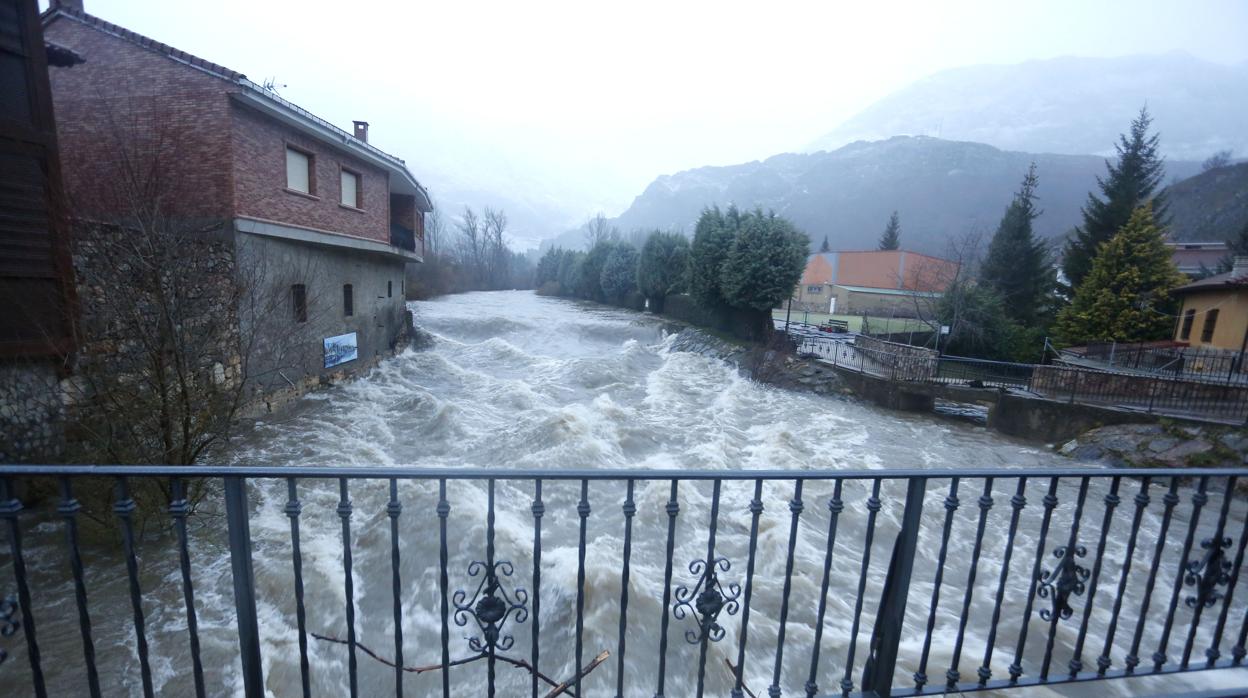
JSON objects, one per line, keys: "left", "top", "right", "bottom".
{"left": 3, "top": 291, "right": 1246, "bottom": 697}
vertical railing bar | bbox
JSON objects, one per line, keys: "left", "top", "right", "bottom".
{"left": 169, "top": 477, "right": 204, "bottom": 698}
{"left": 1008, "top": 476, "right": 1060, "bottom": 683}
{"left": 574, "top": 479, "right": 590, "bottom": 698}
{"left": 694, "top": 478, "right": 724, "bottom": 698}
{"left": 1209, "top": 481, "right": 1248, "bottom": 667}
{"left": 947, "top": 477, "right": 994, "bottom": 689}
{"left": 1153, "top": 475, "right": 1209, "bottom": 673}
{"left": 1182, "top": 476, "right": 1237, "bottom": 668}
{"left": 615, "top": 479, "right": 635, "bottom": 698}
{"left": 804, "top": 479, "right": 844, "bottom": 698}
{"left": 437, "top": 478, "right": 451, "bottom": 698}
{"left": 1098, "top": 477, "right": 1149, "bottom": 676}
{"left": 769, "top": 479, "right": 805, "bottom": 698}
{"left": 861, "top": 477, "right": 927, "bottom": 698}
{"left": 337, "top": 478, "right": 358, "bottom": 698}
{"left": 654, "top": 479, "right": 679, "bottom": 698}
{"left": 736, "top": 479, "right": 766, "bottom": 698}
{"left": 486, "top": 478, "right": 498, "bottom": 697}
{"left": 840, "top": 478, "right": 882, "bottom": 696}
{"left": 978, "top": 477, "right": 1027, "bottom": 686}
{"left": 1040, "top": 476, "right": 1090, "bottom": 681}
{"left": 1126, "top": 478, "right": 1181, "bottom": 674}
{"left": 1069, "top": 476, "right": 1121, "bottom": 678}
{"left": 224, "top": 476, "right": 264, "bottom": 698}
{"left": 388, "top": 478, "right": 405, "bottom": 698}
{"left": 531, "top": 479, "right": 544, "bottom": 698}
{"left": 285, "top": 478, "right": 311, "bottom": 698}
{"left": 916, "top": 477, "right": 961, "bottom": 692}
{"left": 58, "top": 477, "right": 101, "bottom": 698}
{"left": 116, "top": 476, "right": 155, "bottom": 698}
{"left": 1, "top": 477, "right": 46, "bottom": 698}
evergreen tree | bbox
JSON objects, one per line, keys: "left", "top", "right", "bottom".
{"left": 980, "top": 163, "right": 1054, "bottom": 326}
{"left": 687, "top": 206, "right": 740, "bottom": 310}
{"left": 878, "top": 211, "right": 901, "bottom": 250}
{"left": 720, "top": 209, "right": 809, "bottom": 338}
{"left": 600, "top": 243, "right": 639, "bottom": 304}
{"left": 819, "top": 235, "right": 831, "bottom": 253}
{"left": 1062, "top": 107, "right": 1167, "bottom": 289}
{"left": 637, "top": 231, "right": 690, "bottom": 312}
{"left": 1055, "top": 203, "right": 1185, "bottom": 345}
{"left": 556, "top": 250, "right": 584, "bottom": 296}
{"left": 535, "top": 247, "right": 563, "bottom": 287}
{"left": 1229, "top": 220, "right": 1248, "bottom": 257}
{"left": 580, "top": 241, "right": 618, "bottom": 301}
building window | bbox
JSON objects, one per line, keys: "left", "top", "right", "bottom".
{"left": 286, "top": 147, "right": 314, "bottom": 194}
{"left": 387, "top": 280, "right": 393, "bottom": 298}
{"left": 292, "top": 284, "right": 307, "bottom": 323}
{"left": 807, "top": 285, "right": 822, "bottom": 294}
{"left": 340, "top": 168, "right": 361, "bottom": 208}
{"left": 1201, "top": 309, "right": 1219, "bottom": 343}
{"left": 1180, "top": 308, "right": 1196, "bottom": 340}
{"left": 343, "top": 284, "right": 354, "bottom": 317}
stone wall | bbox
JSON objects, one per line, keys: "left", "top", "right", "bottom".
{"left": 0, "top": 360, "right": 65, "bottom": 463}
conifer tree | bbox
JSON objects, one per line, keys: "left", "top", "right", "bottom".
{"left": 1062, "top": 107, "right": 1167, "bottom": 289}
{"left": 637, "top": 231, "right": 689, "bottom": 312}
{"left": 720, "top": 209, "right": 809, "bottom": 338}
{"left": 819, "top": 235, "right": 831, "bottom": 253}
{"left": 600, "top": 243, "right": 639, "bottom": 304}
{"left": 878, "top": 211, "right": 901, "bottom": 250}
{"left": 687, "top": 206, "right": 740, "bottom": 310}
{"left": 1055, "top": 203, "right": 1185, "bottom": 344}
{"left": 980, "top": 163, "right": 1053, "bottom": 326}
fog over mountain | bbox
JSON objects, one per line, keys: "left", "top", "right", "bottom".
{"left": 543, "top": 137, "right": 1204, "bottom": 255}
{"left": 805, "top": 53, "right": 1248, "bottom": 161}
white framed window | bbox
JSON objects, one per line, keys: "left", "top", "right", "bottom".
{"left": 286, "top": 147, "right": 312, "bottom": 193}
{"left": 340, "top": 168, "right": 361, "bottom": 208}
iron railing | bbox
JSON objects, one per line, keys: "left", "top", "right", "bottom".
{"left": 1080, "top": 342, "right": 1246, "bottom": 385}
{"left": 2, "top": 466, "right": 1248, "bottom": 698}
{"left": 790, "top": 335, "right": 1248, "bottom": 423}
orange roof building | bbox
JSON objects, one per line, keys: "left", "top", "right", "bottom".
{"left": 791, "top": 250, "right": 959, "bottom": 317}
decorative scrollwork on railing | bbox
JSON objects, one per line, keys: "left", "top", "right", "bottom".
{"left": 1185, "top": 536, "right": 1233, "bottom": 609}
{"left": 1037, "top": 545, "right": 1089, "bottom": 621}
{"left": 0, "top": 594, "right": 20, "bottom": 668}
{"left": 673, "top": 556, "right": 741, "bottom": 644}
{"left": 452, "top": 561, "right": 528, "bottom": 653}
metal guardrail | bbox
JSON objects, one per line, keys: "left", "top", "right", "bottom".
{"left": 2, "top": 466, "right": 1248, "bottom": 698}
{"left": 790, "top": 334, "right": 1248, "bottom": 423}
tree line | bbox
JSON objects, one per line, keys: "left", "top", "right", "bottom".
{"left": 906, "top": 107, "right": 1202, "bottom": 361}
{"left": 406, "top": 206, "right": 535, "bottom": 298}
{"left": 535, "top": 207, "right": 809, "bottom": 340}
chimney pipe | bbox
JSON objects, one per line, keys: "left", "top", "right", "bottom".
{"left": 353, "top": 121, "right": 369, "bottom": 143}
{"left": 1233, "top": 256, "right": 1248, "bottom": 279}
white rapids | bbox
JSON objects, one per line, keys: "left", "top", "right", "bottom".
{"left": 2, "top": 290, "right": 1246, "bottom": 697}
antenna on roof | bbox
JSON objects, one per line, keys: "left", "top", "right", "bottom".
{"left": 261, "top": 77, "right": 286, "bottom": 95}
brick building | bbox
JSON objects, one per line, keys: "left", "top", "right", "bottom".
{"left": 791, "top": 250, "right": 958, "bottom": 316}
{"left": 0, "top": 0, "right": 80, "bottom": 461}
{"left": 41, "top": 1, "right": 431, "bottom": 408}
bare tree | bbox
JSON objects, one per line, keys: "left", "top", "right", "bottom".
{"left": 424, "top": 207, "right": 445, "bottom": 256}
{"left": 900, "top": 228, "right": 984, "bottom": 345}
{"left": 33, "top": 94, "right": 316, "bottom": 467}
{"left": 583, "top": 213, "right": 619, "bottom": 249}
{"left": 1202, "top": 149, "right": 1233, "bottom": 172}
{"left": 482, "top": 206, "right": 508, "bottom": 287}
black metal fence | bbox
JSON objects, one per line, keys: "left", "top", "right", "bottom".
{"left": 3, "top": 466, "right": 1248, "bottom": 698}
{"left": 1080, "top": 342, "right": 1246, "bottom": 385}
{"left": 789, "top": 334, "right": 1248, "bottom": 423}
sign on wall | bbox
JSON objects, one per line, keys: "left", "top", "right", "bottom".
{"left": 323, "top": 332, "right": 358, "bottom": 368}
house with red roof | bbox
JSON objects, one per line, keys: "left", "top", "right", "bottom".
{"left": 791, "top": 250, "right": 959, "bottom": 316}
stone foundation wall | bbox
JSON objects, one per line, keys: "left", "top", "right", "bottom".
{"left": 0, "top": 360, "right": 66, "bottom": 463}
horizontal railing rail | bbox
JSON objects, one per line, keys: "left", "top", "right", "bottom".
{"left": 2, "top": 465, "right": 1248, "bottom": 698}
{"left": 787, "top": 333, "right": 1248, "bottom": 423}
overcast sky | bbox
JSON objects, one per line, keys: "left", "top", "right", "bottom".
{"left": 59, "top": 0, "right": 1248, "bottom": 235}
